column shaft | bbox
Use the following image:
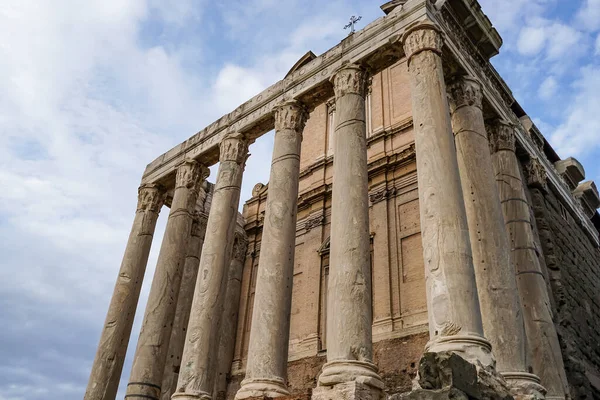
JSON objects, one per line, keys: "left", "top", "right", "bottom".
{"left": 489, "top": 122, "right": 569, "bottom": 399}
{"left": 85, "top": 184, "right": 164, "bottom": 400}
{"left": 161, "top": 213, "right": 208, "bottom": 400}
{"left": 174, "top": 134, "right": 248, "bottom": 400}
{"left": 401, "top": 24, "right": 492, "bottom": 365}
{"left": 214, "top": 233, "right": 248, "bottom": 400}
{"left": 449, "top": 77, "right": 544, "bottom": 395}
{"left": 126, "top": 160, "right": 208, "bottom": 400}
{"left": 235, "top": 101, "right": 307, "bottom": 399}
{"left": 317, "top": 64, "right": 383, "bottom": 391}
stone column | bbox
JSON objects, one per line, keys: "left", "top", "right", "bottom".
{"left": 400, "top": 24, "right": 492, "bottom": 365}
{"left": 488, "top": 121, "right": 569, "bottom": 400}
{"left": 173, "top": 134, "right": 248, "bottom": 400}
{"left": 314, "top": 64, "right": 384, "bottom": 399}
{"left": 235, "top": 101, "right": 307, "bottom": 399}
{"left": 126, "top": 160, "right": 208, "bottom": 400}
{"left": 448, "top": 76, "right": 545, "bottom": 396}
{"left": 161, "top": 212, "right": 209, "bottom": 400}
{"left": 85, "top": 184, "right": 164, "bottom": 400}
{"left": 214, "top": 232, "right": 249, "bottom": 400}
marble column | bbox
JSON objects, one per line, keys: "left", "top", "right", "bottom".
{"left": 315, "top": 64, "right": 383, "bottom": 397}
{"left": 126, "top": 160, "right": 209, "bottom": 400}
{"left": 236, "top": 101, "right": 307, "bottom": 399}
{"left": 173, "top": 134, "right": 248, "bottom": 400}
{"left": 85, "top": 184, "right": 164, "bottom": 400}
{"left": 488, "top": 121, "right": 569, "bottom": 400}
{"left": 161, "top": 212, "right": 209, "bottom": 400}
{"left": 400, "top": 23, "right": 492, "bottom": 365}
{"left": 448, "top": 76, "right": 545, "bottom": 396}
{"left": 214, "top": 232, "right": 249, "bottom": 400}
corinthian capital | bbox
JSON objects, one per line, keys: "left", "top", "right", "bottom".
{"left": 176, "top": 159, "right": 209, "bottom": 191}
{"left": 330, "top": 64, "right": 368, "bottom": 98}
{"left": 401, "top": 22, "right": 443, "bottom": 64}
{"left": 220, "top": 133, "right": 249, "bottom": 164}
{"left": 274, "top": 100, "right": 308, "bottom": 133}
{"left": 487, "top": 120, "right": 516, "bottom": 154}
{"left": 137, "top": 183, "right": 165, "bottom": 213}
{"left": 525, "top": 157, "right": 548, "bottom": 193}
{"left": 448, "top": 76, "right": 483, "bottom": 112}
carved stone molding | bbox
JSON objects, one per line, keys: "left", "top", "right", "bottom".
{"left": 304, "top": 212, "right": 324, "bottom": 232}
{"left": 401, "top": 22, "right": 443, "bottom": 65}
{"left": 487, "top": 120, "right": 516, "bottom": 154}
{"left": 232, "top": 232, "right": 249, "bottom": 263}
{"left": 274, "top": 100, "right": 308, "bottom": 133}
{"left": 176, "top": 159, "right": 209, "bottom": 191}
{"left": 137, "top": 183, "right": 165, "bottom": 213}
{"left": 220, "top": 133, "right": 249, "bottom": 164}
{"left": 325, "top": 97, "right": 336, "bottom": 113}
{"left": 252, "top": 182, "right": 268, "bottom": 198}
{"left": 330, "top": 64, "right": 368, "bottom": 98}
{"left": 525, "top": 157, "right": 548, "bottom": 193}
{"left": 447, "top": 76, "right": 483, "bottom": 112}
{"left": 369, "top": 187, "right": 397, "bottom": 205}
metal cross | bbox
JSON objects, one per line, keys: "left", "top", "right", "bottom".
{"left": 344, "top": 15, "right": 362, "bottom": 34}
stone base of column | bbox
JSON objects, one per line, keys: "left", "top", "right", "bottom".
{"left": 502, "top": 372, "right": 546, "bottom": 400}
{"left": 425, "top": 334, "right": 495, "bottom": 370}
{"left": 312, "top": 381, "right": 384, "bottom": 400}
{"left": 317, "top": 360, "right": 384, "bottom": 390}
{"left": 393, "top": 352, "right": 513, "bottom": 400}
{"left": 171, "top": 390, "right": 212, "bottom": 400}
{"left": 235, "top": 377, "right": 290, "bottom": 399}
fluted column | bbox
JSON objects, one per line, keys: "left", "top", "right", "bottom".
{"left": 214, "top": 233, "right": 249, "bottom": 400}
{"left": 236, "top": 101, "right": 307, "bottom": 399}
{"left": 161, "top": 212, "right": 209, "bottom": 400}
{"left": 400, "top": 23, "right": 492, "bottom": 365}
{"left": 488, "top": 121, "right": 569, "bottom": 400}
{"left": 174, "top": 134, "right": 248, "bottom": 400}
{"left": 315, "top": 64, "right": 383, "bottom": 394}
{"left": 126, "top": 160, "right": 209, "bottom": 400}
{"left": 448, "top": 76, "right": 545, "bottom": 396}
{"left": 85, "top": 184, "right": 164, "bottom": 400}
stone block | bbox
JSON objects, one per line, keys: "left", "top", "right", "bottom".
{"left": 311, "top": 381, "right": 384, "bottom": 400}
{"left": 554, "top": 157, "right": 585, "bottom": 190}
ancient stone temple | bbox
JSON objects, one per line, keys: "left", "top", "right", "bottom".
{"left": 84, "top": 1, "right": 600, "bottom": 399}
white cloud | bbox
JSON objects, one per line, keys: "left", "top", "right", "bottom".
{"left": 576, "top": 0, "right": 600, "bottom": 31}
{"left": 596, "top": 34, "right": 600, "bottom": 55}
{"left": 517, "top": 26, "right": 547, "bottom": 55}
{"left": 538, "top": 76, "right": 558, "bottom": 100}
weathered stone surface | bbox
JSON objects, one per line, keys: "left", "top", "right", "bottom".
{"left": 174, "top": 135, "right": 248, "bottom": 400}
{"left": 401, "top": 23, "right": 492, "bottom": 366}
{"left": 161, "top": 212, "right": 209, "bottom": 400}
{"left": 126, "top": 161, "right": 208, "bottom": 400}
{"left": 84, "top": 184, "right": 164, "bottom": 400}
{"left": 315, "top": 64, "right": 383, "bottom": 396}
{"left": 488, "top": 121, "right": 569, "bottom": 399}
{"left": 448, "top": 76, "right": 540, "bottom": 395}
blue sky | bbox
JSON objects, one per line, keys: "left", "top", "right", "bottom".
{"left": 0, "top": 1, "right": 598, "bottom": 399}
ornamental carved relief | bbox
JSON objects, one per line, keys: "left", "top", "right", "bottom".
{"left": 331, "top": 64, "right": 368, "bottom": 98}
{"left": 137, "top": 183, "right": 165, "bottom": 213}
{"left": 525, "top": 157, "right": 548, "bottom": 193}
{"left": 191, "top": 212, "right": 209, "bottom": 238}
{"left": 401, "top": 24, "right": 443, "bottom": 62}
{"left": 220, "top": 134, "right": 249, "bottom": 164}
{"left": 176, "top": 160, "right": 209, "bottom": 191}
{"left": 487, "top": 121, "right": 516, "bottom": 154}
{"left": 447, "top": 76, "right": 482, "bottom": 111}
{"left": 274, "top": 101, "right": 308, "bottom": 133}
{"left": 232, "top": 232, "right": 249, "bottom": 263}
{"left": 304, "top": 212, "right": 324, "bottom": 232}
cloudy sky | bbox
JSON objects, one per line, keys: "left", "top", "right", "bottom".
{"left": 0, "top": 0, "right": 599, "bottom": 399}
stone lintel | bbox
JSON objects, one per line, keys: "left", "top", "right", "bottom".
{"left": 573, "top": 181, "right": 600, "bottom": 218}
{"left": 140, "top": 1, "right": 429, "bottom": 188}
{"left": 555, "top": 157, "right": 585, "bottom": 190}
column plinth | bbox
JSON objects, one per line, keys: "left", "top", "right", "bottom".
{"left": 173, "top": 134, "right": 248, "bottom": 400}
{"left": 85, "top": 184, "right": 164, "bottom": 400}
{"left": 401, "top": 24, "right": 492, "bottom": 367}
{"left": 448, "top": 76, "right": 544, "bottom": 397}
{"left": 488, "top": 121, "right": 569, "bottom": 399}
{"left": 161, "top": 212, "right": 209, "bottom": 400}
{"left": 126, "top": 160, "right": 209, "bottom": 400}
{"left": 235, "top": 101, "right": 307, "bottom": 399}
{"left": 314, "top": 64, "right": 383, "bottom": 398}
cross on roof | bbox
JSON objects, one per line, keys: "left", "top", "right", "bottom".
{"left": 344, "top": 15, "right": 362, "bottom": 34}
